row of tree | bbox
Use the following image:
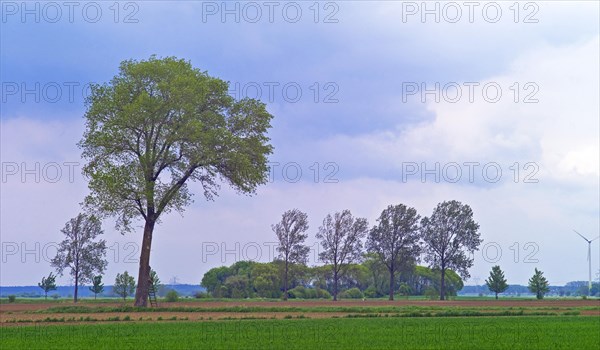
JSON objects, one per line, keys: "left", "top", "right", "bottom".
{"left": 38, "top": 270, "right": 153, "bottom": 301}
{"left": 200, "top": 259, "right": 465, "bottom": 300}
{"left": 484, "top": 265, "right": 550, "bottom": 299}
{"left": 270, "top": 200, "right": 482, "bottom": 301}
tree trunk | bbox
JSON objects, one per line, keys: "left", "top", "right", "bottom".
{"left": 440, "top": 266, "right": 446, "bottom": 301}
{"left": 389, "top": 266, "right": 395, "bottom": 301}
{"left": 495, "top": 292, "right": 498, "bottom": 300}
{"left": 333, "top": 269, "right": 338, "bottom": 301}
{"left": 74, "top": 269, "right": 79, "bottom": 303}
{"left": 283, "top": 259, "right": 289, "bottom": 301}
{"left": 134, "top": 218, "right": 155, "bottom": 307}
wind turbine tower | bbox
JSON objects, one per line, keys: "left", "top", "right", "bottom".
{"left": 573, "top": 230, "right": 599, "bottom": 294}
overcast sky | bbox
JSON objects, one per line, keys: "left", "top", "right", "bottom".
{"left": 1, "top": 1, "right": 598, "bottom": 287}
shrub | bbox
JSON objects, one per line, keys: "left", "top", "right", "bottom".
{"left": 8, "top": 295, "right": 16, "bottom": 303}
{"left": 288, "top": 286, "right": 306, "bottom": 299}
{"left": 340, "top": 288, "right": 363, "bottom": 299}
{"left": 288, "top": 286, "right": 331, "bottom": 299}
{"left": 194, "top": 291, "right": 209, "bottom": 299}
{"left": 363, "top": 286, "right": 378, "bottom": 299}
{"left": 165, "top": 290, "right": 179, "bottom": 302}
{"left": 424, "top": 287, "right": 438, "bottom": 300}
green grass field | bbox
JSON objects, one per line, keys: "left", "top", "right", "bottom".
{"left": 2, "top": 316, "right": 598, "bottom": 349}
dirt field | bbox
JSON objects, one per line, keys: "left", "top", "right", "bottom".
{"left": 2, "top": 299, "right": 598, "bottom": 326}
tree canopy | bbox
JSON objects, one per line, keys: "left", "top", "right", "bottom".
{"left": 79, "top": 56, "right": 274, "bottom": 306}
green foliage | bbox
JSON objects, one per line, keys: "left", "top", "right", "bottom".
{"left": 421, "top": 200, "right": 482, "bottom": 300}
{"left": 424, "top": 287, "right": 438, "bottom": 300}
{"left": 528, "top": 268, "right": 550, "bottom": 300}
{"left": 317, "top": 210, "right": 369, "bottom": 301}
{"left": 193, "top": 291, "right": 209, "bottom": 299}
{"left": 89, "top": 275, "right": 104, "bottom": 299}
{"left": 113, "top": 271, "right": 136, "bottom": 301}
{"left": 485, "top": 265, "right": 509, "bottom": 299}
{"left": 165, "top": 290, "right": 179, "bottom": 302}
{"left": 38, "top": 272, "right": 58, "bottom": 300}
{"left": 272, "top": 209, "right": 310, "bottom": 300}
{"left": 340, "top": 288, "right": 364, "bottom": 299}
{"left": 287, "top": 286, "right": 331, "bottom": 299}
{"left": 80, "top": 56, "right": 274, "bottom": 306}
{"left": 51, "top": 213, "right": 108, "bottom": 303}
{"left": 398, "top": 283, "right": 412, "bottom": 298}
{"left": 8, "top": 295, "right": 16, "bottom": 303}
{"left": 149, "top": 270, "right": 161, "bottom": 291}
{"left": 367, "top": 203, "right": 421, "bottom": 300}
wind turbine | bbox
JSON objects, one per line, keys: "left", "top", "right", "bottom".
{"left": 573, "top": 230, "right": 599, "bottom": 294}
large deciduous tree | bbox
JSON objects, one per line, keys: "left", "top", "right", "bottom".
{"left": 316, "top": 210, "right": 368, "bottom": 301}
{"left": 421, "top": 200, "right": 482, "bottom": 300}
{"left": 485, "top": 265, "right": 508, "bottom": 299}
{"left": 367, "top": 204, "right": 421, "bottom": 300}
{"left": 51, "top": 213, "right": 108, "bottom": 303}
{"left": 79, "top": 56, "right": 274, "bottom": 306}
{"left": 272, "top": 209, "right": 310, "bottom": 300}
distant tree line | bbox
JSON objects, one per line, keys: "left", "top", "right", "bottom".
{"left": 200, "top": 259, "right": 465, "bottom": 300}
{"left": 200, "top": 200, "right": 481, "bottom": 301}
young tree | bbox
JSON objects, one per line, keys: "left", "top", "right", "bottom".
{"left": 149, "top": 269, "right": 161, "bottom": 291}
{"left": 51, "top": 213, "right": 108, "bottom": 303}
{"left": 528, "top": 268, "right": 550, "bottom": 299}
{"left": 80, "top": 56, "right": 274, "bottom": 306}
{"left": 367, "top": 204, "right": 421, "bottom": 300}
{"left": 89, "top": 275, "right": 104, "bottom": 299}
{"left": 317, "top": 210, "right": 368, "bottom": 301}
{"left": 114, "top": 271, "right": 136, "bottom": 301}
{"left": 421, "top": 200, "right": 482, "bottom": 300}
{"left": 38, "top": 272, "right": 57, "bottom": 300}
{"left": 272, "top": 209, "right": 310, "bottom": 300}
{"left": 485, "top": 265, "right": 508, "bottom": 299}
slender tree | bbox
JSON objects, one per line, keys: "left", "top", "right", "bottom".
{"left": 114, "top": 271, "right": 136, "bottom": 301}
{"left": 317, "top": 210, "right": 368, "bottom": 301}
{"left": 149, "top": 269, "right": 161, "bottom": 291}
{"left": 79, "top": 56, "right": 274, "bottom": 306}
{"left": 528, "top": 268, "right": 550, "bottom": 300}
{"left": 421, "top": 200, "right": 482, "bottom": 300}
{"left": 38, "top": 272, "right": 57, "bottom": 300}
{"left": 273, "top": 209, "right": 310, "bottom": 300}
{"left": 89, "top": 275, "right": 104, "bottom": 299}
{"left": 51, "top": 213, "right": 108, "bottom": 303}
{"left": 485, "top": 265, "right": 508, "bottom": 299}
{"left": 367, "top": 204, "right": 421, "bottom": 300}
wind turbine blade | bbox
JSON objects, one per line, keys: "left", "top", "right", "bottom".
{"left": 591, "top": 236, "right": 600, "bottom": 242}
{"left": 573, "top": 230, "right": 591, "bottom": 242}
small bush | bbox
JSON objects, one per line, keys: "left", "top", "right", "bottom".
{"left": 194, "top": 291, "right": 209, "bottom": 299}
{"left": 424, "top": 287, "right": 438, "bottom": 300}
{"left": 340, "top": 288, "right": 363, "bottom": 299}
{"left": 165, "top": 290, "right": 179, "bottom": 302}
{"left": 363, "top": 286, "right": 378, "bottom": 299}
{"left": 8, "top": 295, "right": 16, "bottom": 303}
